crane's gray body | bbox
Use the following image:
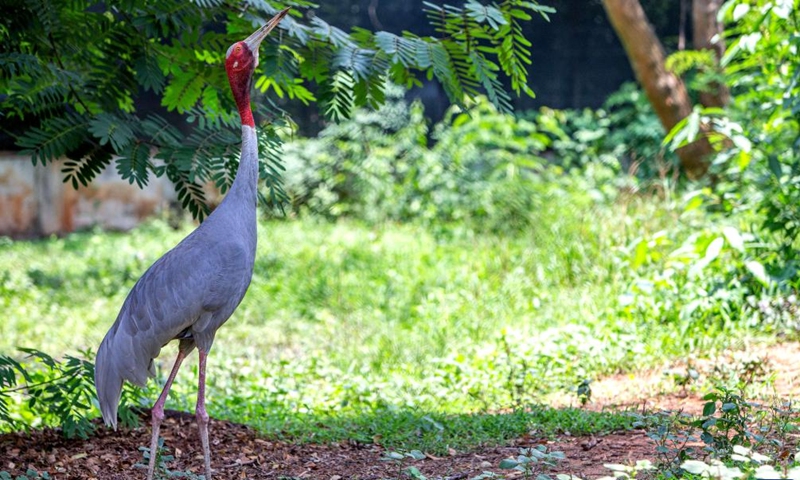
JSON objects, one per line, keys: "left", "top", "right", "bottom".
{"left": 95, "top": 126, "right": 259, "bottom": 429}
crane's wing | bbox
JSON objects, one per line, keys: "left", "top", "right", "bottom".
{"left": 95, "top": 233, "right": 252, "bottom": 428}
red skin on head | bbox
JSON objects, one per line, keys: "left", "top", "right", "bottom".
{"left": 225, "top": 42, "right": 256, "bottom": 128}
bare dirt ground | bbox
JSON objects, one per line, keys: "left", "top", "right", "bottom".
{"left": 2, "top": 342, "right": 799, "bottom": 479}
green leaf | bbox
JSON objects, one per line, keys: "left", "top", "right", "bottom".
{"left": 685, "top": 108, "right": 701, "bottom": 143}
{"left": 499, "top": 459, "right": 519, "bottom": 469}
{"left": 732, "top": 3, "right": 750, "bottom": 21}
{"left": 16, "top": 113, "right": 90, "bottom": 165}
{"left": 721, "top": 227, "right": 744, "bottom": 253}
{"left": 134, "top": 53, "right": 165, "bottom": 93}
{"left": 201, "top": 86, "right": 221, "bottom": 115}
{"left": 465, "top": 1, "right": 508, "bottom": 29}
{"left": 320, "top": 70, "right": 355, "bottom": 122}
{"left": 61, "top": 144, "right": 112, "bottom": 189}
{"left": 745, "top": 260, "right": 770, "bottom": 287}
{"left": 408, "top": 450, "right": 426, "bottom": 460}
{"left": 116, "top": 141, "right": 151, "bottom": 188}
{"left": 704, "top": 237, "right": 724, "bottom": 262}
{"left": 89, "top": 113, "right": 135, "bottom": 153}
{"left": 163, "top": 70, "right": 206, "bottom": 113}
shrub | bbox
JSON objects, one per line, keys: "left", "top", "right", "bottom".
{"left": 271, "top": 84, "right": 626, "bottom": 233}
{"left": 664, "top": 0, "right": 799, "bottom": 282}
{"left": 0, "top": 349, "right": 146, "bottom": 438}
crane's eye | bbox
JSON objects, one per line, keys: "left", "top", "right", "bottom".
{"left": 234, "top": 44, "right": 242, "bottom": 54}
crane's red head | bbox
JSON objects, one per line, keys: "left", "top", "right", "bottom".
{"left": 225, "top": 8, "right": 291, "bottom": 127}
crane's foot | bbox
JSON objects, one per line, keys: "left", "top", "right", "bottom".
{"left": 146, "top": 407, "right": 164, "bottom": 480}
{"left": 198, "top": 407, "right": 212, "bottom": 479}
{"left": 147, "top": 348, "right": 188, "bottom": 480}
{"left": 196, "top": 350, "right": 212, "bottom": 479}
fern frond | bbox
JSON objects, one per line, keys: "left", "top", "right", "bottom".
{"left": 210, "top": 155, "right": 236, "bottom": 194}
{"left": 257, "top": 125, "right": 288, "bottom": 209}
{"left": 88, "top": 113, "right": 136, "bottom": 153}
{"left": 497, "top": 4, "right": 535, "bottom": 97}
{"left": 162, "top": 69, "right": 206, "bottom": 113}
{"left": 5, "top": 79, "right": 69, "bottom": 119}
{"left": 333, "top": 44, "right": 378, "bottom": 83}
{"left": 428, "top": 41, "right": 466, "bottom": 108}
{"left": 192, "top": 0, "right": 225, "bottom": 8}
{"left": 16, "top": 113, "right": 90, "bottom": 165}
{"left": 353, "top": 73, "right": 387, "bottom": 110}
{"left": 32, "top": 0, "right": 59, "bottom": 36}
{"left": 140, "top": 114, "right": 183, "bottom": 148}
{"left": 134, "top": 51, "right": 165, "bottom": 94}
{"left": 165, "top": 163, "right": 210, "bottom": 222}
{"left": 465, "top": 0, "right": 508, "bottom": 29}
{"left": 319, "top": 70, "right": 355, "bottom": 122}
{"left": 61, "top": 145, "right": 112, "bottom": 189}
{"left": 116, "top": 141, "right": 152, "bottom": 188}
{"left": 309, "top": 16, "right": 354, "bottom": 48}
{"left": 0, "top": 53, "right": 42, "bottom": 79}
{"left": 469, "top": 51, "right": 512, "bottom": 113}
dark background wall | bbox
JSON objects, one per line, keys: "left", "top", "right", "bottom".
{"left": 310, "top": 0, "right": 684, "bottom": 119}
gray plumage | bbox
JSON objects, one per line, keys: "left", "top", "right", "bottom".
{"left": 94, "top": 125, "right": 259, "bottom": 429}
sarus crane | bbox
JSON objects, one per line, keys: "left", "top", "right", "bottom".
{"left": 94, "top": 8, "right": 291, "bottom": 480}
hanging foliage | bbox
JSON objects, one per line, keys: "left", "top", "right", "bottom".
{"left": 0, "top": 0, "right": 552, "bottom": 219}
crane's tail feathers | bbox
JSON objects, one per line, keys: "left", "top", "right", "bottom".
{"left": 95, "top": 338, "right": 123, "bottom": 431}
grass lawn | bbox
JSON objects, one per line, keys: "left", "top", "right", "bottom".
{"left": 0, "top": 196, "right": 767, "bottom": 453}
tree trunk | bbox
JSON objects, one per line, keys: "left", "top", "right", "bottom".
{"left": 601, "top": 0, "right": 711, "bottom": 179}
{"left": 693, "top": 0, "right": 729, "bottom": 107}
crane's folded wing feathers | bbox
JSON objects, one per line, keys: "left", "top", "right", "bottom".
{"left": 95, "top": 231, "right": 254, "bottom": 428}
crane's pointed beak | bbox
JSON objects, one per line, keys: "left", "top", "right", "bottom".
{"left": 244, "top": 7, "right": 291, "bottom": 52}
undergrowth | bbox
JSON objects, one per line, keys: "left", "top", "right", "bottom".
{"left": 0, "top": 191, "right": 792, "bottom": 452}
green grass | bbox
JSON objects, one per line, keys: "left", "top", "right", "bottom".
{"left": 235, "top": 407, "right": 637, "bottom": 452}
{"left": 0, "top": 194, "right": 767, "bottom": 452}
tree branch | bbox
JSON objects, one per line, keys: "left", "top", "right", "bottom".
{"left": 47, "top": 32, "right": 92, "bottom": 115}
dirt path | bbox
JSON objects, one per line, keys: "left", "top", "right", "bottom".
{"left": 0, "top": 412, "right": 659, "bottom": 479}
{"left": 2, "top": 342, "right": 798, "bottom": 479}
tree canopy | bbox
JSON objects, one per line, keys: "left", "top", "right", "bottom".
{"left": 0, "top": 0, "right": 552, "bottom": 219}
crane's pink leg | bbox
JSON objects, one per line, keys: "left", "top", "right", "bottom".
{"left": 147, "top": 349, "right": 188, "bottom": 480}
{"left": 196, "top": 350, "right": 212, "bottom": 479}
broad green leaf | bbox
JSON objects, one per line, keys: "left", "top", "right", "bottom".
{"left": 408, "top": 450, "right": 426, "bottom": 460}
{"left": 732, "top": 3, "right": 750, "bottom": 21}
{"left": 721, "top": 227, "right": 744, "bottom": 253}
{"left": 704, "top": 237, "right": 724, "bottom": 262}
{"left": 745, "top": 260, "right": 770, "bottom": 286}
{"left": 685, "top": 108, "right": 700, "bottom": 143}
{"left": 499, "top": 459, "right": 519, "bottom": 469}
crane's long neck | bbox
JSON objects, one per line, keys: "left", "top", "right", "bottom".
{"left": 214, "top": 62, "right": 259, "bottom": 234}
{"left": 209, "top": 122, "right": 258, "bottom": 253}
{"left": 226, "top": 124, "right": 259, "bottom": 203}
{"left": 222, "top": 71, "right": 259, "bottom": 208}
{"left": 210, "top": 105, "right": 259, "bottom": 249}
{"left": 232, "top": 76, "right": 255, "bottom": 128}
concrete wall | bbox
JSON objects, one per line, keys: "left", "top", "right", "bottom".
{"left": 0, "top": 152, "right": 176, "bottom": 237}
